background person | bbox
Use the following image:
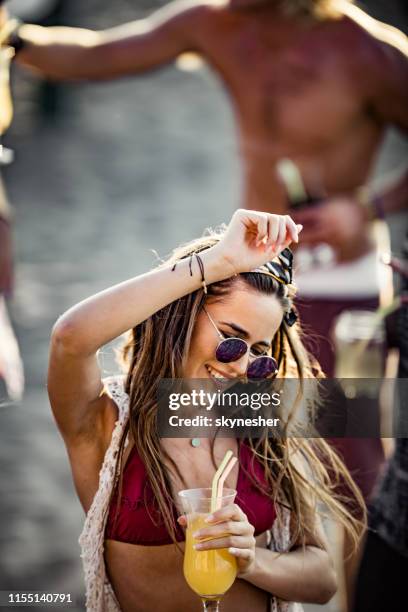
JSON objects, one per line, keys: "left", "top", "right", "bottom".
{"left": 0, "top": 7, "right": 23, "bottom": 402}
{"left": 352, "top": 198, "right": 408, "bottom": 612}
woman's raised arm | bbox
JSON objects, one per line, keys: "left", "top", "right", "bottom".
{"left": 48, "top": 211, "right": 300, "bottom": 441}
{"left": 48, "top": 245, "right": 227, "bottom": 440}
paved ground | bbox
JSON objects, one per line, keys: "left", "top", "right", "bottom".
{"left": 0, "top": 1, "right": 407, "bottom": 611}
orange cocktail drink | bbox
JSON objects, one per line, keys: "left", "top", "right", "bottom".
{"left": 185, "top": 513, "right": 237, "bottom": 597}
{"left": 179, "top": 488, "right": 237, "bottom": 611}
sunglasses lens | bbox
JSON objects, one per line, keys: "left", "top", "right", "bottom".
{"left": 216, "top": 338, "right": 248, "bottom": 363}
{"left": 247, "top": 356, "right": 278, "bottom": 380}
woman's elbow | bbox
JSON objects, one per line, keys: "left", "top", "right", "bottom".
{"left": 304, "top": 547, "right": 338, "bottom": 605}
{"left": 50, "top": 315, "right": 85, "bottom": 356}
{"left": 315, "top": 565, "right": 338, "bottom": 605}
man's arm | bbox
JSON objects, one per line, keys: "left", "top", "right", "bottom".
{"left": 347, "top": 5, "right": 408, "bottom": 132}
{"left": 5, "top": 0, "right": 210, "bottom": 81}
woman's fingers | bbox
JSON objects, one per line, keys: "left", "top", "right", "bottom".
{"left": 265, "top": 215, "right": 279, "bottom": 248}
{"left": 228, "top": 547, "right": 254, "bottom": 560}
{"left": 286, "top": 216, "right": 301, "bottom": 243}
{"left": 177, "top": 515, "right": 187, "bottom": 527}
{"left": 194, "top": 534, "right": 255, "bottom": 551}
{"left": 232, "top": 209, "right": 300, "bottom": 248}
{"left": 276, "top": 221, "right": 303, "bottom": 253}
{"left": 263, "top": 214, "right": 300, "bottom": 251}
{"left": 277, "top": 215, "right": 287, "bottom": 246}
{"left": 192, "top": 503, "right": 256, "bottom": 551}
{"left": 205, "top": 502, "right": 245, "bottom": 524}
{"left": 254, "top": 214, "right": 269, "bottom": 247}
{"left": 194, "top": 519, "right": 252, "bottom": 540}
{"left": 239, "top": 210, "right": 267, "bottom": 246}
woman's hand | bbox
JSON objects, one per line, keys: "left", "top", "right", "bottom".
{"left": 178, "top": 503, "right": 257, "bottom": 578}
{"left": 215, "top": 209, "right": 302, "bottom": 275}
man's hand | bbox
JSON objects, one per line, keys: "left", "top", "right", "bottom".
{"left": 0, "top": 5, "right": 13, "bottom": 47}
{"left": 292, "top": 196, "right": 372, "bottom": 262}
{"left": 0, "top": 6, "right": 8, "bottom": 31}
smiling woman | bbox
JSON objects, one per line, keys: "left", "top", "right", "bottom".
{"left": 48, "top": 209, "right": 365, "bottom": 612}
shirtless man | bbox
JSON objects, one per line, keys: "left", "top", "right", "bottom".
{"left": 1, "top": 0, "right": 407, "bottom": 607}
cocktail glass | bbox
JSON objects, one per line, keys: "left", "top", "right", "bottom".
{"left": 178, "top": 488, "right": 237, "bottom": 611}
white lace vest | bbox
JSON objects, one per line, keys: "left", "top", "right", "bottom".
{"left": 78, "top": 376, "right": 303, "bottom": 612}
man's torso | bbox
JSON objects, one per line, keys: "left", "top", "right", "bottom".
{"left": 194, "top": 4, "right": 387, "bottom": 211}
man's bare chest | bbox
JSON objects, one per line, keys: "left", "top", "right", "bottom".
{"left": 207, "top": 21, "right": 363, "bottom": 146}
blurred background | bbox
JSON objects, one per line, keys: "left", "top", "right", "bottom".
{"left": 0, "top": 1, "right": 407, "bottom": 610}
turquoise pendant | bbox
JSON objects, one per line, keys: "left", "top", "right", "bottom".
{"left": 191, "top": 438, "right": 201, "bottom": 448}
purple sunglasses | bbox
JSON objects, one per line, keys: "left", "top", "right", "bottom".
{"left": 204, "top": 309, "right": 278, "bottom": 380}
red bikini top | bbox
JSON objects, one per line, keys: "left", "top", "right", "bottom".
{"left": 106, "top": 441, "right": 277, "bottom": 546}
